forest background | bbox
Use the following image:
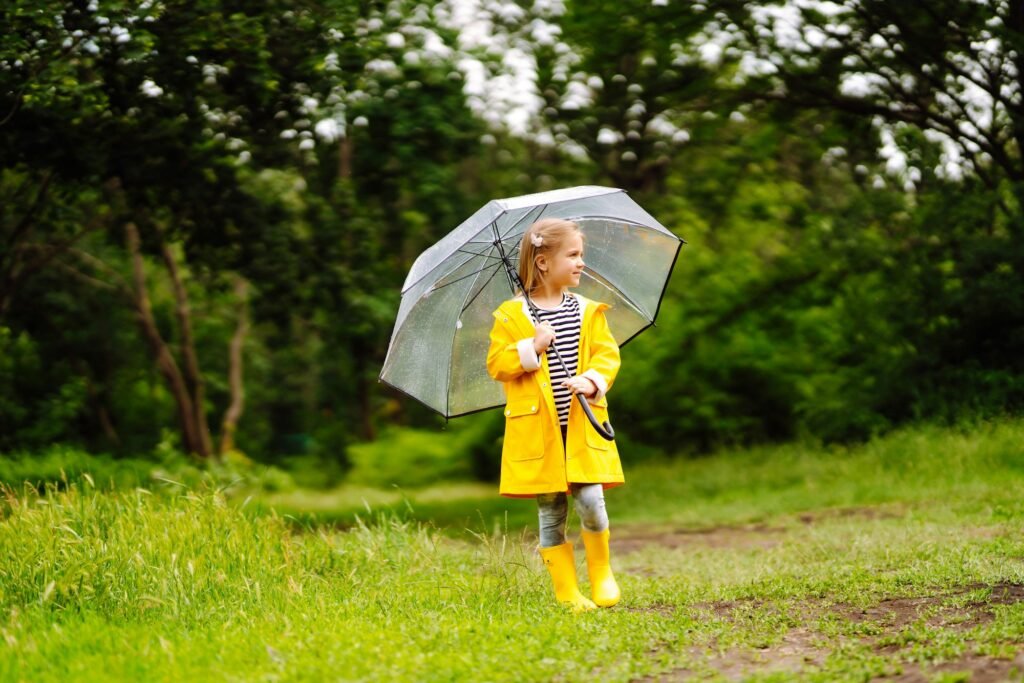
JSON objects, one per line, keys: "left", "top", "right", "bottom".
{"left": 2, "top": 0, "right": 1020, "bottom": 489}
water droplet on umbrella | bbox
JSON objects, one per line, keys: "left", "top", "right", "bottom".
{"left": 456, "top": 319, "right": 463, "bottom": 330}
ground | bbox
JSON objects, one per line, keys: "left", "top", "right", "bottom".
{"left": 4, "top": 421, "right": 1024, "bottom": 681}
{"left": 613, "top": 508, "right": 1024, "bottom": 682}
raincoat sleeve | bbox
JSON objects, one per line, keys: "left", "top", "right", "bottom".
{"left": 580, "top": 307, "right": 619, "bottom": 403}
{"left": 487, "top": 313, "right": 541, "bottom": 382}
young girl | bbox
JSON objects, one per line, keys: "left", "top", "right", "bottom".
{"left": 486, "top": 218, "right": 623, "bottom": 612}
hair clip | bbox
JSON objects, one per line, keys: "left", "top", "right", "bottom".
{"left": 529, "top": 233, "right": 544, "bottom": 248}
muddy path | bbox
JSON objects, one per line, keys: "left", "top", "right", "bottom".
{"left": 611, "top": 509, "right": 1024, "bottom": 682}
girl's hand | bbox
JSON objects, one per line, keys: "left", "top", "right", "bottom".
{"left": 563, "top": 376, "right": 597, "bottom": 397}
{"left": 533, "top": 322, "right": 556, "bottom": 355}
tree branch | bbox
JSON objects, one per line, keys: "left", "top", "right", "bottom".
{"left": 219, "top": 277, "right": 250, "bottom": 456}
{"left": 4, "top": 170, "right": 53, "bottom": 250}
{"left": 0, "top": 35, "right": 88, "bottom": 127}
{"left": 50, "top": 260, "right": 125, "bottom": 296}
{"left": 159, "top": 231, "right": 213, "bottom": 457}
{"left": 1, "top": 209, "right": 110, "bottom": 315}
{"left": 125, "top": 222, "right": 207, "bottom": 458}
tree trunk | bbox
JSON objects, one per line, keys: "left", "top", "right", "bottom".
{"left": 80, "top": 364, "right": 121, "bottom": 446}
{"left": 125, "top": 222, "right": 209, "bottom": 458}
{"left": 219, "top": 277, "right": 250, "bottom": 456}
{"left": 160, "top": 238, "right": 214, "bottom": 457}
{"left": 339, "top": 136, "right": 352, "bottom": 180}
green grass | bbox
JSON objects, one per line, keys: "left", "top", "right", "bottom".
{"left": 3, "top": 419, "right": 1024, "bottom": 681}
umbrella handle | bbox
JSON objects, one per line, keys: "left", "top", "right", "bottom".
{"left": 575, "top": 392, "right": 615, "bottom": 441}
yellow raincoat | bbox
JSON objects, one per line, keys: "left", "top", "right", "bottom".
{"left": 486, "top": 293, "right": 623, "bottom": 497}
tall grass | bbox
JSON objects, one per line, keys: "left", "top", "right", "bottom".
{"left": 0, "top": 481, "right": 675, "bottom": 681}
{"left": 615, "top": 418, "right": 1024, "bottom": 526}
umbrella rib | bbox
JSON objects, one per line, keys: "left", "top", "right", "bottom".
{"left": 440, "top": 207, "right": 535, "bottom": 287}
{"left": 464, "top": 237, "right": 519, "bottom": 245}
{"left": 459, "top": 253, "right": 505, "bottom": 314}
{"left": 401, "top": 215, "right": 504, "bottom": 295}
{"left": 491, "top": 220, "right": 516, "bottom": 294}
{"left": 430, "top": 260, "right": 499, "bottom": 293}
{"left": 568, "top": 214, "right": 681, "bottom": 320}
{"left": 499, "top": 203, "right": 546, "bottom": 242}
{"left": 418, "top": 230, "right": 503, "bottom": 296}
{"left": 652, "top": 237, "right": 685, "bottom": 323}
{"left": 566, "top": 214, "right": 683, "bottom": 241}
{"left": 413, "top": 203, "right": 534, "bottom": 298}
{"left": 580, "top": 269, "right": 652, "bottom": 322}
{"left": 455, "top": 247, "right": 505, "bottom": 260}
{"left": 484, "top": 203, "right": 539, "bottom": 298}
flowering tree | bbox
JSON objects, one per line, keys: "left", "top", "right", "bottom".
{"left": 0, "top": 0, "right": 481, "bottom": 454}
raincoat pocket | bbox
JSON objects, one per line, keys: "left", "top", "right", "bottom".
{"left": 584, "top": 402, "right": 612, "bottom": 451}
{"left": 503, "top": 397, "right": 544, "bottom": 461}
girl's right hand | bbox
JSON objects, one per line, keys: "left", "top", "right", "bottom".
{"left": 533, "top": 322, "right": 556, "bottom": 355}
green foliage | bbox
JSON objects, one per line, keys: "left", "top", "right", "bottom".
{"left": 537, "top": 0, "right": 724, "bottom": 191}
{"left": 0, "top": 446, "right": 157, "bottom": 491}
{"left": 0, "top": 442, "right": 297, "bottom": 493}
{"left": 2, "top": 0, "right": 1023, "bottom": 472}
{"left": 0, "top": 326, "right": 90, "bottom": 450}
{"left": 346, "top": 411, "right": 501, "bottom": 489}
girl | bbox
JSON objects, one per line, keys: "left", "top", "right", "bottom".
{"left": 486, "top": 218, "right": 623, "bottom": 612}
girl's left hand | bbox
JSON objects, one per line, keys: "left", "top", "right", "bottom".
{"left": 562, "top": 376, "right": 597, "bottom": 397}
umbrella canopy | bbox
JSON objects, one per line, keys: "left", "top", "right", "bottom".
{"left": 380, "top": 186, "right": 683, "bottom": 417}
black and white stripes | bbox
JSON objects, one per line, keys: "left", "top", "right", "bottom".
{"left": 534, "top": 293, "right": 582, "bottom": 426}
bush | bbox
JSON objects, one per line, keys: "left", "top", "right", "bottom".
{"left": 280, "top": 453, "right": 349, "bottom": 490}
{"left": 0, "top": 444, "right": 296, "bottom": 493}
{"left": 0, "top": 446, "right": 166, "bottom": 491}
{"left": 346, "top": 412, "right": 502, "bottom": 488}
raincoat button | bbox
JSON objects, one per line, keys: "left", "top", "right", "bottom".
{"left": 502, "top": 317, "right": 508, "bottom": 322}
{"left": 541, "top": 382, "right": 547, "bottom": 387}
{"left": 505, "top": 409, "right": 510, "bottom": 416}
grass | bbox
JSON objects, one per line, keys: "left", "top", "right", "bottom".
{"left": 2, "top": 419, "right": 1024, "bottom": 681}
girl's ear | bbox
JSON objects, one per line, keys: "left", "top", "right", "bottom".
{"left": 535, "top": 254, "right": 547, "bottom": 273}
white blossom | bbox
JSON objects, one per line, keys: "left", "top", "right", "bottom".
{"left": 597, "top": 127, "right": 622, "bottom": 145}
{"left": 139, "top": 79, "right": 163, "bottom": 97}
{"left": 315, "top": 118, "right": 343, "bottom": 142}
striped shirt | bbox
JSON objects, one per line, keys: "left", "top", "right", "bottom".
{"left": 534, "top": 293, "right": 582, "bottom": 426}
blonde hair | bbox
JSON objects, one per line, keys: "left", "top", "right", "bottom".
{"left": 518, "top": 218, "right": 583, "bottom": 295}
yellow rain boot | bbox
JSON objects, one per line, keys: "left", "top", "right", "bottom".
{"left": 581, "top": 529, "right": 620, "bottom": 607}
{"left": 539, "top": 542, "right": 597, "bottom": 613}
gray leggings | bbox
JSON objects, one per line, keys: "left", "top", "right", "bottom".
{"left": 537, "top": 424, "right": 609, "bottom": 548}
{"left": 537, "top": 483, "right": 609, "bottom": 548}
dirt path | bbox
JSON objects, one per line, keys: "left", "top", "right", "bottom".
{"left": 613, "top": 509, "right": 1024, "bottom": 682}
{"left": 614, "top": 505, "right": 903, "bottom": 554}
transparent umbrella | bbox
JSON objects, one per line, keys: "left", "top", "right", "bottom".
{"left": 380, "top": 186, "right": 684, "bottom": 435}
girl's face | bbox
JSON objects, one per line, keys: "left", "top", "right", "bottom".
{"left": 539, "top": 232, "right": 585, "bottom": 289}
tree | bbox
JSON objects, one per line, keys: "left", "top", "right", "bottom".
{"left": 522, "top": 1, "right": 745, "bottom": 192}
{"left": 1, "top": 0, "right": 327, "bottom": 456}
{"left": 719, "top": 1, "right": 1024, "bottom": 420}
{"left": 723, "top": 0, "right": 1020, "bottom": 205}
{"left": 1, "top": 0, "right": 492, "bottom": 456}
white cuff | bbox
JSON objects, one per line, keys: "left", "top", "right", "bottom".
{"left": 581, "top": 369, "right": 608, "bottom": 403}
{"left": 517, "top": 338, "right": 542, "bottom": 371}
